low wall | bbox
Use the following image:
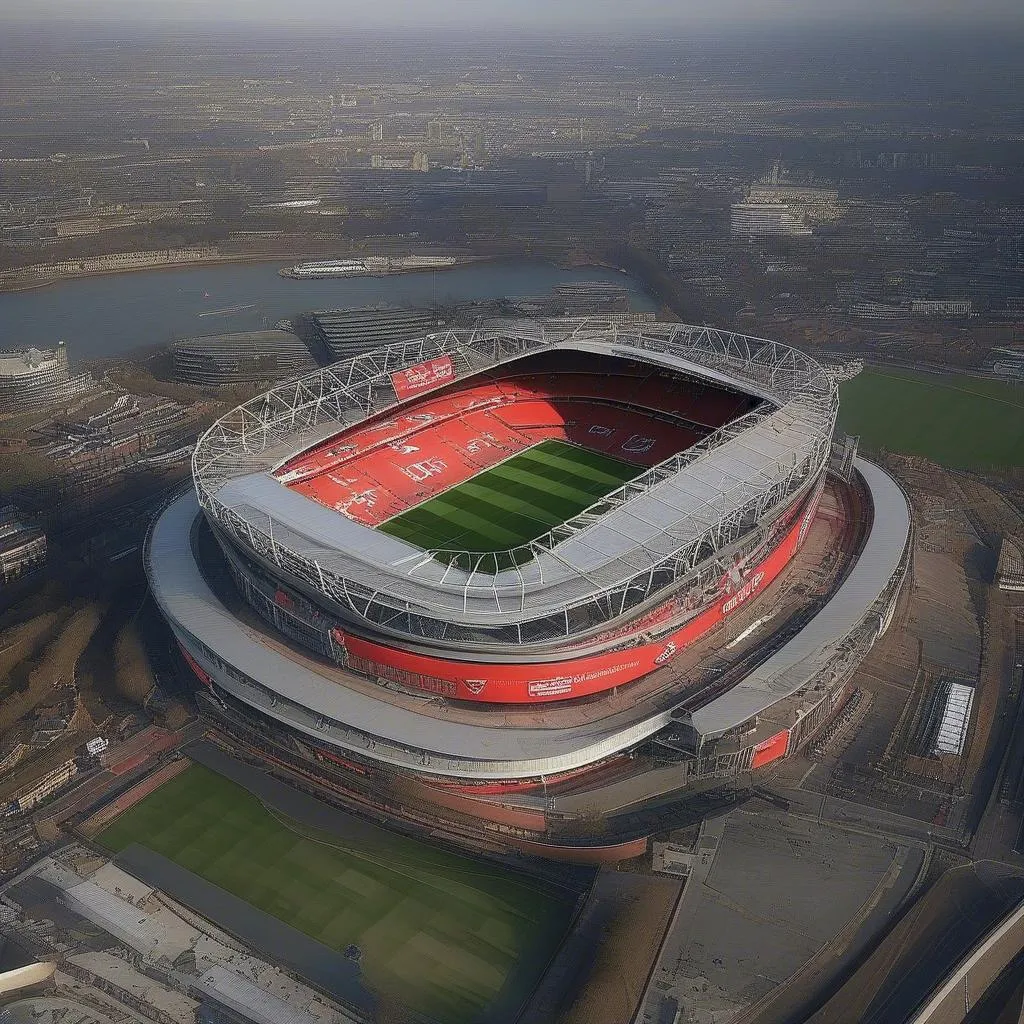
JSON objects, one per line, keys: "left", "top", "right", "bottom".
{"left": 508, "top": 834, "right": 649, "bottom": 865}
{"left": 910, "top": 898, "right": 1024, "bottom": 1024}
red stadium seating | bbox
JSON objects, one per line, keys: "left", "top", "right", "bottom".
{"left": 275, "top": 366, "right": 752, "bottom": 527}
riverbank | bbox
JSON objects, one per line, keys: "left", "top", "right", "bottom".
{"left": 0, "top": 248, "right": 319, "bottom": 294}
{"left": 0, "top": 241, "right": 639, "bottom": 297}
{"left": 0, "top": 256, "right": 658, "bottom": 360}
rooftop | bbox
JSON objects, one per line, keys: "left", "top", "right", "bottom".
{"left": 0, "top": 349, "right": 59, "bottom": 377}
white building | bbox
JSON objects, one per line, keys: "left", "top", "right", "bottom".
{"left": 910, "top": 299, "right": 972, "bottom": 317}
{"left": 730, "top": 202, "right": 812, "bottom": 238}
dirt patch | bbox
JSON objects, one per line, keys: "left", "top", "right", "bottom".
{"left": 557, "top": 874, "right": 681, "bottom": 1024}
{"left": 0, "top": 610, "right": 66, "bottom": 694}
{"left": 112, "top": 619, "right": 156, "bottom": 705}
{"left": 0, "top": 601, "right": 103, "bottom": 734}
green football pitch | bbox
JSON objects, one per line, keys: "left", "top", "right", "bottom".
{"left": 838, "top": 367, "right": 1024, "bottom": 469}
{"left": 379, "top": 437, "right": 640, "bottom": 555}
{"left": 98, "top": 764, "right": 574, "bottom": 1023}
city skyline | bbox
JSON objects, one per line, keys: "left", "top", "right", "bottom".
{"left": 4, "top": 0, "right": 1024, "bottom": 29}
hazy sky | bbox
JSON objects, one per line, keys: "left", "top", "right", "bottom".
{"left": 4, "top": 0, "right": 1023, "bottom": 29}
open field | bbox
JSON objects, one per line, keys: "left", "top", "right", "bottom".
{"left": 98, "top": 763, "right": 574, "bottom": 1023}
{"left": 838, "top": 368, "right": 1024, "bottom": 469}
{"left": 379, "top": 438, "right": 638, "bottom": 555}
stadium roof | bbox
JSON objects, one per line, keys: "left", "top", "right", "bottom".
{"left": 933, "top": 682, "right": 974, "bottom": 756}
{"left": 195, "top": 320, "right": 838, "bottom": 635}
{"left": 688, "top": 458, "right": 911, "bottom": 736}
{"left": 149, "top": 457, "right": 911, "bottom": 778}
{"left": 196, "top": 966, "right": 328, "bottom": 1024}
{"left": 214, "top": 400, "right": 822, "bottom": 621}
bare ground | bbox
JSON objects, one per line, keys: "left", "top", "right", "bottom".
{"left": 557, "top": 874, "right": 681, "bottom": 1024}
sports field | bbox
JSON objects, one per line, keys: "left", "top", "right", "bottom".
{"left": 379, "top": 438, "right": 639, "bottom": 554}
{"left": 839, "top": 367, "right": 1024, "bottom": 469}
{"left": 98, "top": 764, "right": 574, "bottom": 1024}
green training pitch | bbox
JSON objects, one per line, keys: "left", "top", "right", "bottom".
{"left": 378, "top": 437, "right": 640, "bottom": 555}
{"left": 98, "top": 764, "right": 574, "bottom": 1024}
{"left": 839, "top": 367, "right": 1024, "bottom": 470}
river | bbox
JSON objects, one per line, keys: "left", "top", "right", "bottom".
{"left": 0, "top": 258, "right": 655, "bottom": 362}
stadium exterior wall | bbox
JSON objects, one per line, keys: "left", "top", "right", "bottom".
{"left": 145, "top": 321, "right": 913, "bottom": 796}
{"left": 150, "top": 459, "right": 909, "bottom": 785}
{"left": 222, "top": 483, "right": 816, "bottom": 704}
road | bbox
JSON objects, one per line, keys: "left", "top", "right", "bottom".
{"left": 632, "top": 812, "right": 728, "bottom": 1024}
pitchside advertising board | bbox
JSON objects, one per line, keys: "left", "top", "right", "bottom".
{"left": 391, "top": 356, "right": 455, "bottom": 401}
{"left": 333, "top": 491, "right": 814, "bottom": 704}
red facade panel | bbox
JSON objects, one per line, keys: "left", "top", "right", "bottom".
{"left": 339, "top": 494, "right": 812, "bottom": 704}
{"left": 750, "top": 729, "right": 790, "bottom": 770}
{"left": 179, "top": 642, "right": 213, "bottom": 687}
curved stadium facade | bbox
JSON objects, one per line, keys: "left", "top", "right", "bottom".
{"left": 147, "top": 319, "right": 912, "bottom": 859}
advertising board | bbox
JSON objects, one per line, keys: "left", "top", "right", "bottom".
{"left": 391, "top": 355, "right": 455, "bottom": 401}
{"left": 342, "top": 488, "right": 814, "bottom": 703}
{"left": 750, "top": 729, "right": 790, "bottom": 769}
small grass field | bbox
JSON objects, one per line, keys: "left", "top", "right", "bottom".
{"left": 838, "top": 367, "right": 1024, "bottom": 470}
{"left": 98, "top": 764, "right": 574, "bottom": 1024}
{"left": 379, "top": 437, "right": 639, "bottom": 555}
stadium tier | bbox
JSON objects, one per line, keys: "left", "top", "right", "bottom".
{"left": 147, "top": 318, "right": 911, "bottom": 857}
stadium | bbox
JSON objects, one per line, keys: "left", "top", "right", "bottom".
{"left": 146, "top": 318, "right": 912, "bottom": 860}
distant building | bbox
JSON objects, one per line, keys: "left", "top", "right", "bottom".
{"left": 746, "top": 185, "right": 842, "bottom": 225}
{"left": 427, "top": 120, "right": 443, "bottom": 144}
{"left": 371, "top": 153, "right": 426, "bottom": 171}
{"left": 730, "top": 202, "right": 812, "bottom": 238}
{"left": 0, "top": 508, "right": 46, "bottom": 585}
{"left": 171, "top": 330, "right": 317, "bottom": 386}
{"left": 308, "top": 306, "right": 450, "bottom": 362}
{"left": 910, "top": 299, "right": 973, "bottom": 318}
{"left": 0, "top": 341, "right": 94, "bottom": 413}
{"left": 986, "top": 346, "right": 1024, "bottom": 380}
{"left": 513, "top": 281, "right": 634, "bottom": 317}
{"left": 996, "top": 537, "right": 1024, "bottom": 592}
{"left": 849, "top": 301, "right": 912, "bottom": 321}
{"left": 3, "top": 758, "right": 78, "bottom": 814}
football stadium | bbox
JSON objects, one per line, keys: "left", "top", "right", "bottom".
{"left": 146, "top": 318, "right": 913, "bottom": 860}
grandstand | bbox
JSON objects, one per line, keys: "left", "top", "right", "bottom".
{"left": 275, "top": 351, "right": 751, "bottom": 545}
{"left": 147, "top": 318, "right": 912, "bottom": 859}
